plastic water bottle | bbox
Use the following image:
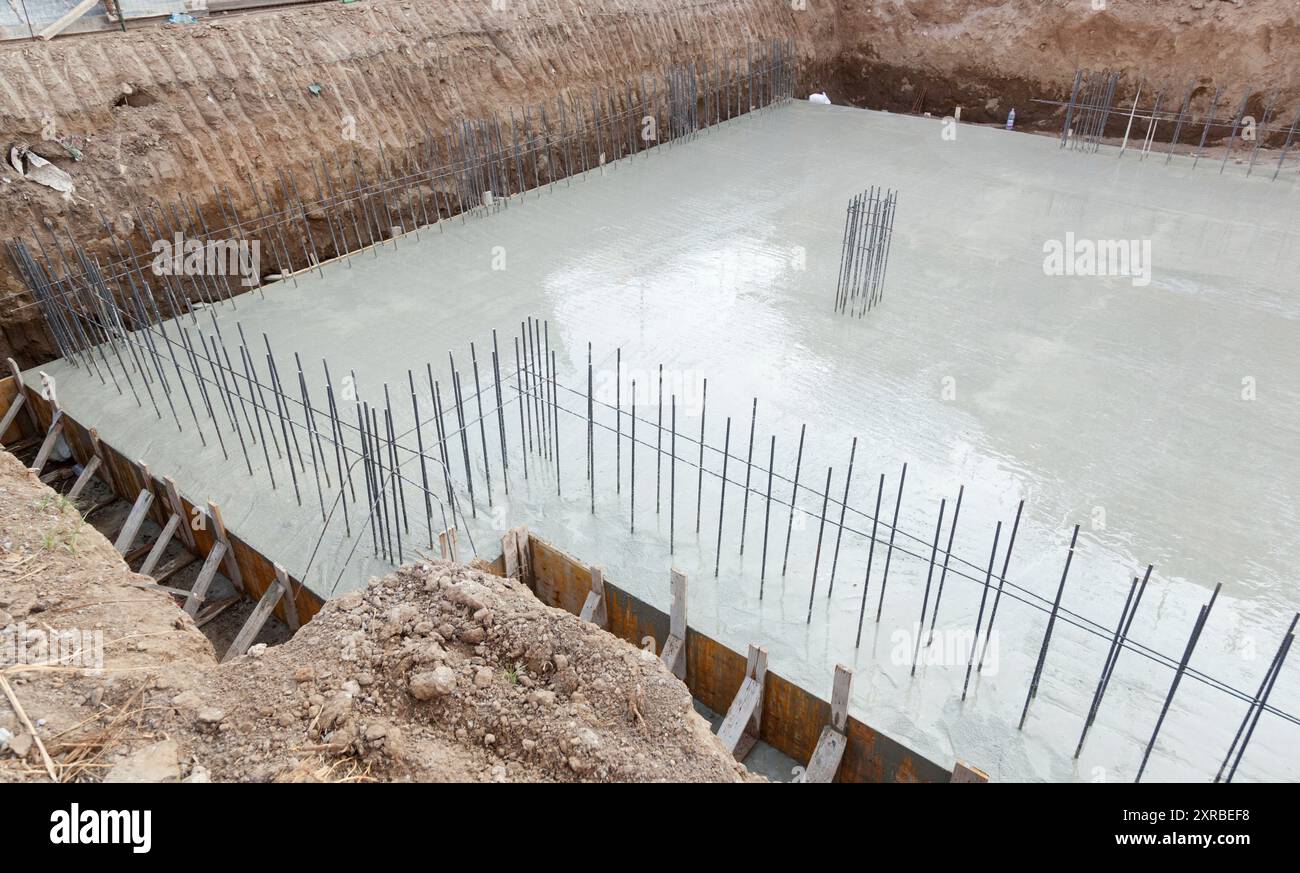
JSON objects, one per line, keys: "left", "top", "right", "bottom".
{"left": 1005, "top": 108, "right": 1016, "bottom": 130}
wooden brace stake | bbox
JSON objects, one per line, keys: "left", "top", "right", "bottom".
{"left": 139, "top": 513, "right": 181, "bottom": 577}
{"left": 0, "top": 394, "right": 27, "bottom": 447}
{"left": 514, "top": 525, "right": 530, "bottom": 583}
{"left": 67, "top": 456, "right": 101, "bottom": 501}
{"left": 438, "top": 527, "right": 460, "bottom": 562}
{"left": 196, "top": 595, "right": 241, "bottom": 628}
{"left": 802, "top": 664, "right": 854, "bottom": 783}
{"left": 659, "top": 567, "right": 687, "bottom": 680}
{"left": 275, "top": 562, "right": 300, "bottom": 632}
{"left": 113, "top": 488, "right": 154, "bottom": 554}
{"left": 30, "top": 412, "right": 64, "bottom": 476}
{"left": 222, "top": 574, "right": 286, "bottom": 663}
{"left": 153, "top": 552, "right": 197, "bottom": 585}
{"left": 164, "top": 476, "right": 196, "bottom": 550}
{"left": 223, "top": 563, "right": 299, "bottom": 661}
{"left": 5, "top": 358, "right": 38, "bottom": 436}
{"left": 579, "top": 565, "right": 608, "bottom": 628}
{"left": 183, "top": 540, "right": 227, "bottom": 617}
{"left": 89, "top": 429, "right": 116, "bottom": 494}
{"left": 717, "top": 643, "right": 767, "bottom": 761}
{"left": 206, "top": 500, "right": 244, "bottom": 593}
{"left": 501, "top": 529, "right": 519, "bottom": 579}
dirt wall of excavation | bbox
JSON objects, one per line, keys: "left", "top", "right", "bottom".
{"left": 2, "top": 0, "right": 1295, "bottom": 365}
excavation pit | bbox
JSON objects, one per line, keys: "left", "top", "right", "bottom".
{"left": 22, "top": 100, "right": 1300, "bottom": 782}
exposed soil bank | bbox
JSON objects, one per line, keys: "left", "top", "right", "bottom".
{"left": 2, "top": 0, "right": 1296, "bottom": 365}
{"left": 822, "top": 0, "right": 1299, "bottom": 129}
{"left": 0, "top": 0, "right": 813, "bottom": 364}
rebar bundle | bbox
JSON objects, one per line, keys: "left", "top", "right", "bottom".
{"left": 834, "top": 187, "right": 897, "bottom": 317}
{"left": 1054, "top": 68, "right": 1300, "bottom": 179}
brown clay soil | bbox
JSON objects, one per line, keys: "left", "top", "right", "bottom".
{"left": 0, "top": 450, "right": 757, "bottom": 782}
{"left": 1, "top": 0, "right": 1296, "bottom": 364}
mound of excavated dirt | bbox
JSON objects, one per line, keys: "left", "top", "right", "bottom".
{"left": 187, "top": 561, "right": 756, "bottom": 782}
{"left": 0, "top": 450, "right": 755, "bottom": 782}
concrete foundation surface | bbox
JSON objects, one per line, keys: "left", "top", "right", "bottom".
{"left": 32, "top": 100, "right": 1300, "bottom": 782}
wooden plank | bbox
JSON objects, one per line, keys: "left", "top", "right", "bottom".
{"left": 221, "top": 578, "right": 284, "bottom": 663}
{"left": 744, "top": 644, "right": 768, "bottom": 739}
{"left": 275, "top": 563, "right": 299, "bottom": 632}
{"left": 89, "top": 429, "right": 116, "bottom": 493}
{"left": 123, "top": 541, "right": 153, "bottom": 565}
{"left": 579, "top": 590, "right": 602, "bottom": 625}
{"left": 659, "top": 635, "right": 685, "bottom": 681}
{"left": 733, "top": 732, "right": 759, "bottom": 762}
{"left": 153, "top": 551, "right": 197, "bottom": 584}
{"left": 0, "top": 394, "right": 26, "bottom": 446}
{"left": 660, "top": 567, "right": 688, "bottom": 679}
{"left": 578, "top": 565, "right": 607, "bottom": 627}
{"left": 669, "top": 567, "right": 687, "bottom": 640}
{"left": 716, "top": 676, "right": 762, "bottom": 754}
{"left": 183, "top": 540, "right": 227, "bottom": 616}
{"left": 113, "top": 489, "right": 154, "bottom": 554}
{"left": 4, "top": 436, "right": 38, "bottom": 454}
{"left": 67, "top": 455, "right": 101, "bottom": 500}
{"left": 437, "top": 526, "right": 459, "bottom": 562}
{"left": 128, "top": 581, "right": 191, "bottom": 598}
{"left": 39, "top": 467, "right": 73, "bottom": 485}
{"left": 950, "top": 761, "right": 989, "bottom": 783}
{"left": 514, "top": 524, "right": 530, "bottom": 584}
{"left": 136, "top": 461, "right": 164, "bottom": 527}
{"left": 0, "top": 376, "right": 24, "bottom": 445}
{"left": 37, "top": 0, "right": 101, "bottom": 40}
{"left": 803, "top": 725, "right": 848, "bottom": 783}
{"left": 31, "top": 414, "right": 64, "bottom": 475}
{"left": 206, "top": 501, "right": 244, "bottom": 592}
{"left": 196, "top": 595, "right": 241, "bottom": 628}
{"left": 501, "top": 530, "right": 519, "bottom": 578}
{"left": 5, "top": 359, "right": 38, "bottom": 435}
{"left": 830, "top": 664, "right": 853, "bottom": 733}
{"left": 163, "top": 476, "right": 195, "bottom": 550}
{"left": 139, "top": 514, "right": 181, "bottom": 577}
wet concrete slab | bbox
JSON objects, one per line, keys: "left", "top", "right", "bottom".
{"left": 35, "top": 101, "right": 1300, "bottom": 782}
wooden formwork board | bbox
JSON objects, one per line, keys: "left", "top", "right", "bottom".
{"left": 520, "top": 535, "right": 950, "bottom": 783}
{"left": 0, "top": 376, "right": 27, "bottom": 445}
{"left": 525, "top": 535, "right": 592, "bottom": 617}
